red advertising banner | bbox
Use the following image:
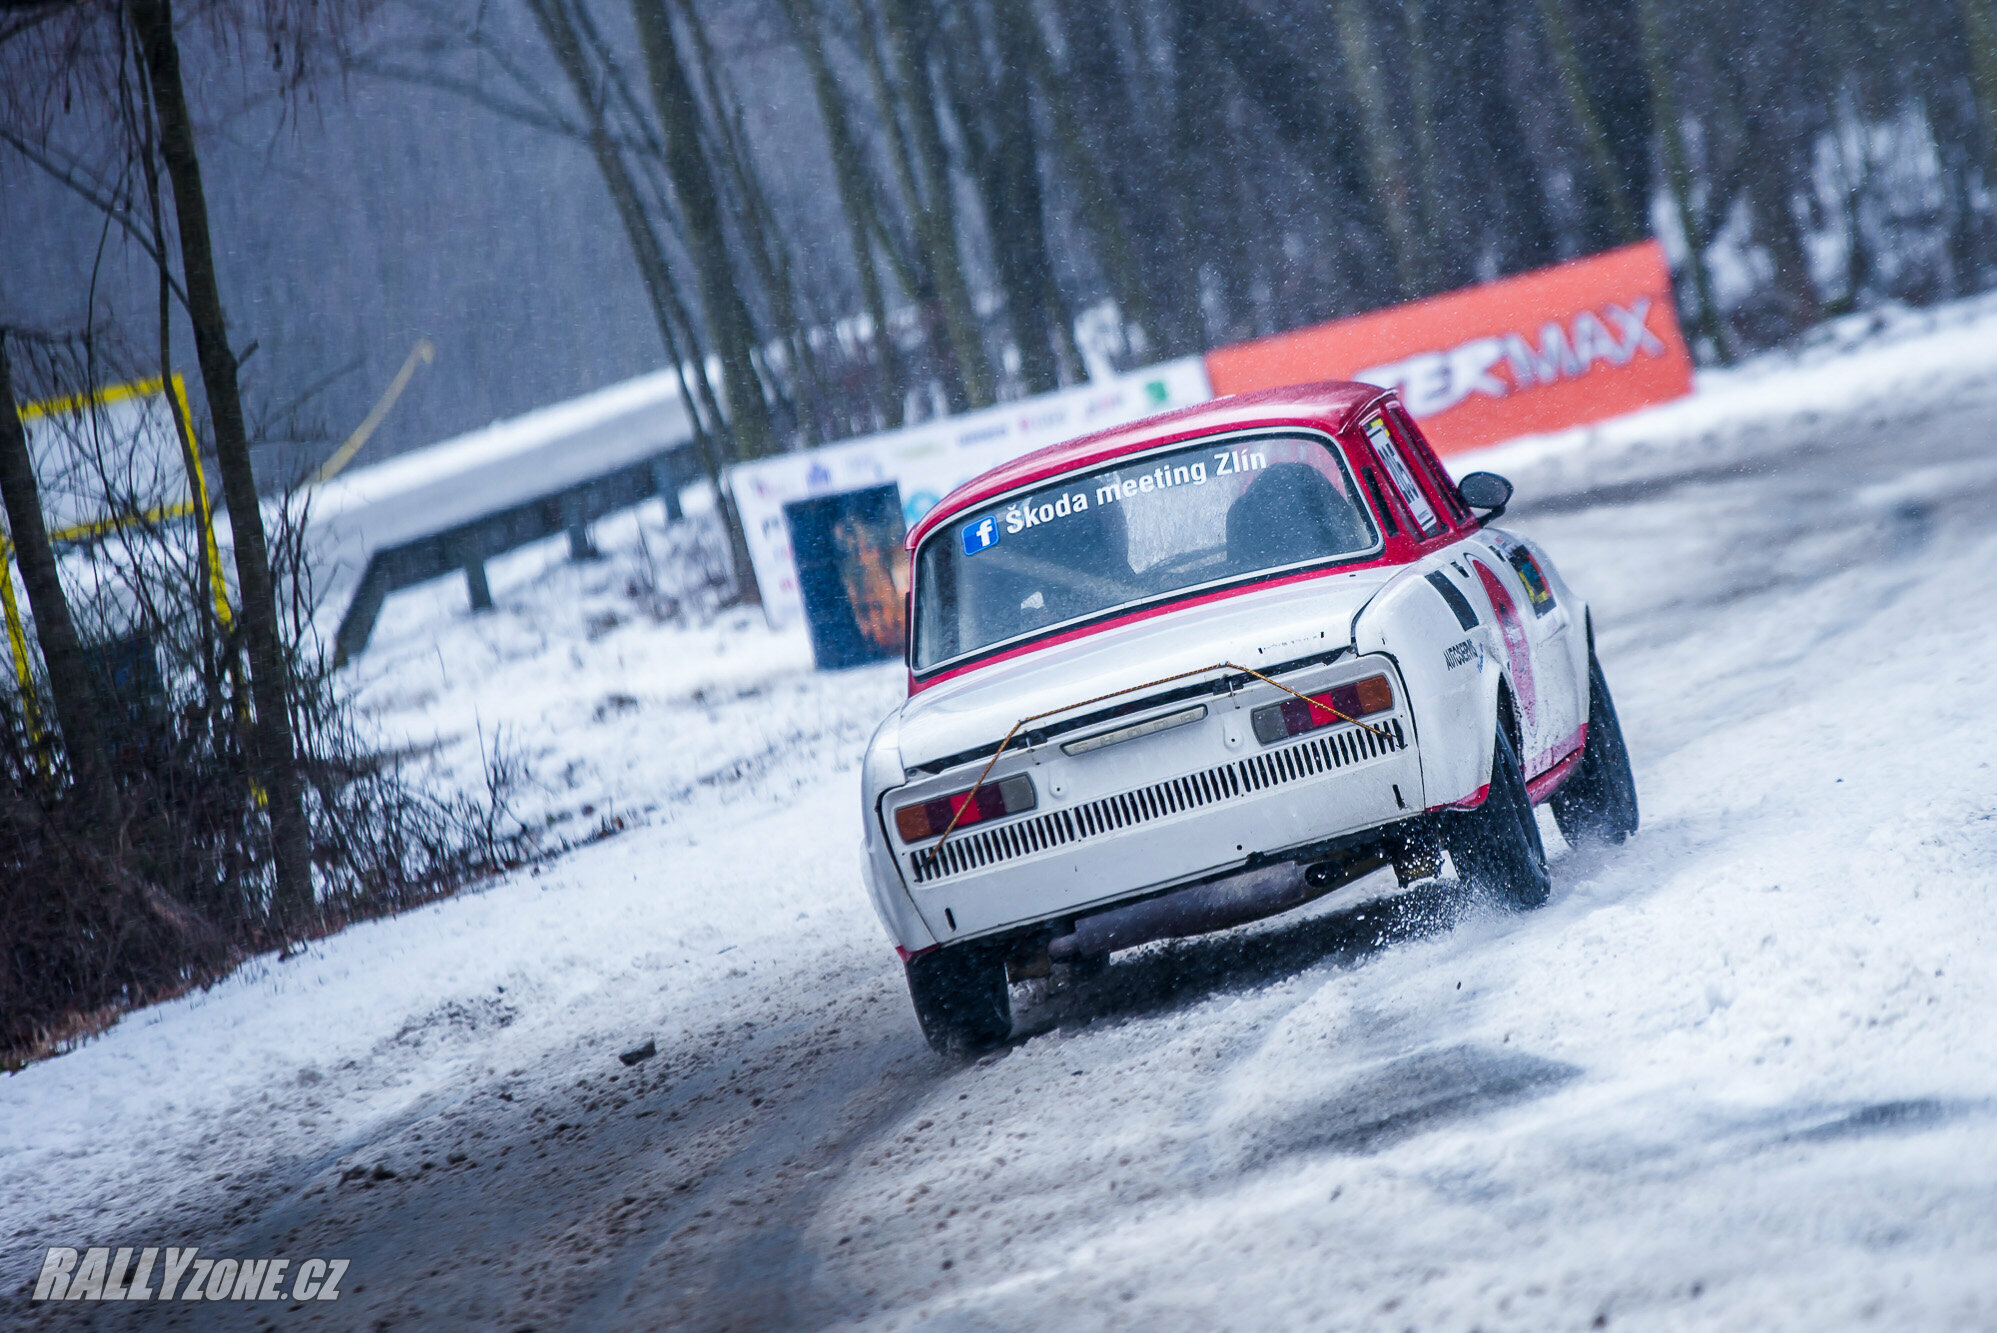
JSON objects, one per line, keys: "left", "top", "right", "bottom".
{"left": 1203, "top": 240, "right": 1695, "bottom": 454}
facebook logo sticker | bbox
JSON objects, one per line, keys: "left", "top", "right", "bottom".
{"left": 962, "top": 515, "right": 1001, "bottom": 555}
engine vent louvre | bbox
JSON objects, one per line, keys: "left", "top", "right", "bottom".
{"left": 905, "top": 718, "right": 1406, "bottom": 884}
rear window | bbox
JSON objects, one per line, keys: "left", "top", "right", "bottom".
{"left": 1362, "top": 414, "right": 1444, "bottom": 537}
{"left": 912, "top": 431, "right": 1380, "bottom": 671}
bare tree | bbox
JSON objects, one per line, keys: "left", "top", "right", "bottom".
{"left": 776, "top": 0, "right": 908, "bottom": 429}
{"left": 123, "top": 0, "right": 314, "bottom": 922}
{"left": 0, "top": 332, "right": 117, "bottom": 822}
{"left": 1637, "top": 0, "right": 1729, "bottom": 360}
{"left": 628, "top": 0, "right": 781, "bottom": 458}
{"left": 874, "top": 0, "right": 995, "bottom": 407}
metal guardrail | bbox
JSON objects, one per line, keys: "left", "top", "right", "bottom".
{"left": 331, "top": 444, "right": 703, "bottom": 665}
{"left": 300, "top": 365, "right": 703, "bottom": 665}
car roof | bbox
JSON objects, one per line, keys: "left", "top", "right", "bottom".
{"left": 904, "top": 380, "right": 1394, "bottom": 550}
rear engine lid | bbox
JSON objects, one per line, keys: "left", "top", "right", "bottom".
{"left": 896, "top": 568, "right": 1397, "bottom": 772}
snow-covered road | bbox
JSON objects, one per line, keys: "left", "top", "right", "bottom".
{"left": 8, "top": 301, "right": 1997, "bottom": 1330}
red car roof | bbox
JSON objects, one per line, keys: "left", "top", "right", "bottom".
{"left": 904, "top": 380, "right": 1394, "bottom": 550}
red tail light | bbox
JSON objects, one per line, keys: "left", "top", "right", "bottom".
{"left": 894, "top": 774, "right": 1037, "bottom": 843}
{"left": 1251, "top": 674, "right": 1394, "bottom": 745}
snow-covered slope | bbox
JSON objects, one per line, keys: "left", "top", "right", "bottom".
{"left": 5, "top": 294, "right": 1997, "bottom": 1329}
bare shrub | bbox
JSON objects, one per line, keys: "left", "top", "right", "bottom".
{"left": 0, "top": 337, "right": 532, "bottom": 1068}
{"left": 628, "top": 505, "right": 736, "bottom": 625}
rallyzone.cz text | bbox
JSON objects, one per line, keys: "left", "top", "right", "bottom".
{"left": 32, "top": 1248, "right": 348, "bottom": 1302}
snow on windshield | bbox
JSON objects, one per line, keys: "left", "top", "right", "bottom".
{"left": 912, "top": 433, "right": 1378, "bottom": 671}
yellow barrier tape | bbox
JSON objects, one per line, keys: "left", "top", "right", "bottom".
{"left": 0, "top": 538, "right": 46, "bottom": 754}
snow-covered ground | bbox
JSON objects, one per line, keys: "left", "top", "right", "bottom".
{"left": 6, "top": 294, "right": 1997, "bottom": 1329}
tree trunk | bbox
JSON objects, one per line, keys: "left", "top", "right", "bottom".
{"left": 1962, "top": 0, "right": 1997, "bottom": 175}
{"left": 941, "top": 1, "right": 1063, "bottom": 395}
{"left": 1402, "top": 0, "right": 1470, "bottom": 293}
{"left": 1711, "top": 31, "right": 1821, "bottom": 333}
{"left": 848, "top": 0, "right": 971, "bottom": 409}
{"left": 1457, "top": 0, "right": 1562, "bottom": 273}
{"left": 526, "top": 0, "right": 759, "bottom": 600}
{"left": 627, "top": 0, "right": 781, "bottom": 458}
{"left": 876, "top": 0, "right": 996, "bottom": 407}
{"left": 1533, "top": 0, "right": 1643, "bottom": 244}
{"left": 127, "top": 0, "right": 314, "bottom": 924}
{"left": 1169, "top": 3, "right": 1240, "bottom": 340}
{"left": 0, "top": 335, "right": 118, "bottom": 822}
{"left": 1048, "top": 0, "right": 1198, "bottom": 357}
{"left": 776, "top": 0, "right": 907, "bottom": 428}
{"left": 1198, "top": 0, "right": 1400, "bottom": 310}
{"left": 677, "top": 0, "right": 828, "bottom": 445}
{"left": 1637, "top": 0, "right": 1729, "bottom": 360}
{"left": 1010, "top": 0, "right": 1159, "bottom": 360}
{"left": 1329, "top": 0, "right": 1422, "bottom": 298}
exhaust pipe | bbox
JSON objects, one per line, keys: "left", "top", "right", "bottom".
{"left": 1050, "top": 853, "right": 1392, "bottom": 962}
{"left": 1305, "top": 853, "right": 1390, "bottom": 890}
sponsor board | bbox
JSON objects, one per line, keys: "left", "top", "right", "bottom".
{"left": 12, "top": 375, "right": 206, "bottom": 541}
{"left": 3, "top": 375, "right": 232, "bottom": 702}
{"left": 1203, "top": 241, "right": 1694, "bottom": 454}
{"left": 785, "top": 484, "right": 908, "bottom": 671}
{"left": 729, "top": 357, "right": 1212, "bottom": 628}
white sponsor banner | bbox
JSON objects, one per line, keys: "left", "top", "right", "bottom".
{"left": 730, "top": 357, "right": 1213, "bottom": 628}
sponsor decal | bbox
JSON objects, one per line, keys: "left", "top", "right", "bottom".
{"left": 1472, "top": 558, "right": 1537, "bottom": 725}
{"left": 1364, "top": 416, "right": 1442, "bottom": 535}
{"left": 963, "top": 514, "right": 1002, "bottom": 554}
{"left": 1486, "top": 532, "right": 1558, "bottom": 616}
{"left": 32, "top": 1248, "right": 349, "bottom": 1303}
{"left": 730, "top": 357, "right": 1214, "bottom": 630}
{"left": 1424, "top": 570, "right": 1480, "bottom": 630}
{"left": 957, "top": 422, "right": 1008, "bottom": 447}
{"left": 1506, "top": 548, "right": 1557, "bottom": 615}
{"left": 1444, "top": 637, "right": 1482, "bottom": 670}
{"left": 1003, "top": 447, "right": 1271, "bottom": 536}
{"left": 1004, "top": 489, "right": 1090, "bottom": 533}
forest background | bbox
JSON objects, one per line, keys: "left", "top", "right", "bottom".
{"left": 7, "top": 0, "right": 1992, "bottom": 490}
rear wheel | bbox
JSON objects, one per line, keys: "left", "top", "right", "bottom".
{"left": 1446, "top": 726, "right": 1551, "bottom": 910}
{"left": 1551, "top": 647, "right": 1639, "bottom": 846}
{"left": 905, "top": 944, "right": 1012, "bottom": 1056}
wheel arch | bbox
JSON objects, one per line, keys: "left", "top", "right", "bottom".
{"left": 1494, "top": 675, "right": 1523, "bottom": 764}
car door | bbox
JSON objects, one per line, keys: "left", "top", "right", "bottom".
{"left": 1377, "top": 407, "right": 1583, "bottom": 777}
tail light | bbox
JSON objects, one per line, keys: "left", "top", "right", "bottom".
{"left": 894, "top": 774, "right": 1037, "bottom": 843}
{"left": 1251, "top": 674, "right": 1394, "bottom": 745}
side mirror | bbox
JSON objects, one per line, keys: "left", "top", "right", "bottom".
{"left": 1456, "top": 471, "right": 1513, "bottom": 523}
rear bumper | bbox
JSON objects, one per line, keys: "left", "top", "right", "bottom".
{"left": 888, "top": 713, "right": 1424, "bottom": 945}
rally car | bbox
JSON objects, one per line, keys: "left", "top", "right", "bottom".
{"left": 860, "top": 382, "right": 1638, "bottom": 1054}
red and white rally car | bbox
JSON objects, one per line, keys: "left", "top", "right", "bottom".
{"left": 859, "top": 383, "right": 1637, "bottom": 1054}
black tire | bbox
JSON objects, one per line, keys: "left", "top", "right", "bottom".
{"left": 1446, "top": 725, "right": 1551, "bottom": 910}
{"left": 905, "top": 944, "right": 1012, "bottom": 1056}
{"left": 1551, "top": 647, "right": 1640, "bottom": 846}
